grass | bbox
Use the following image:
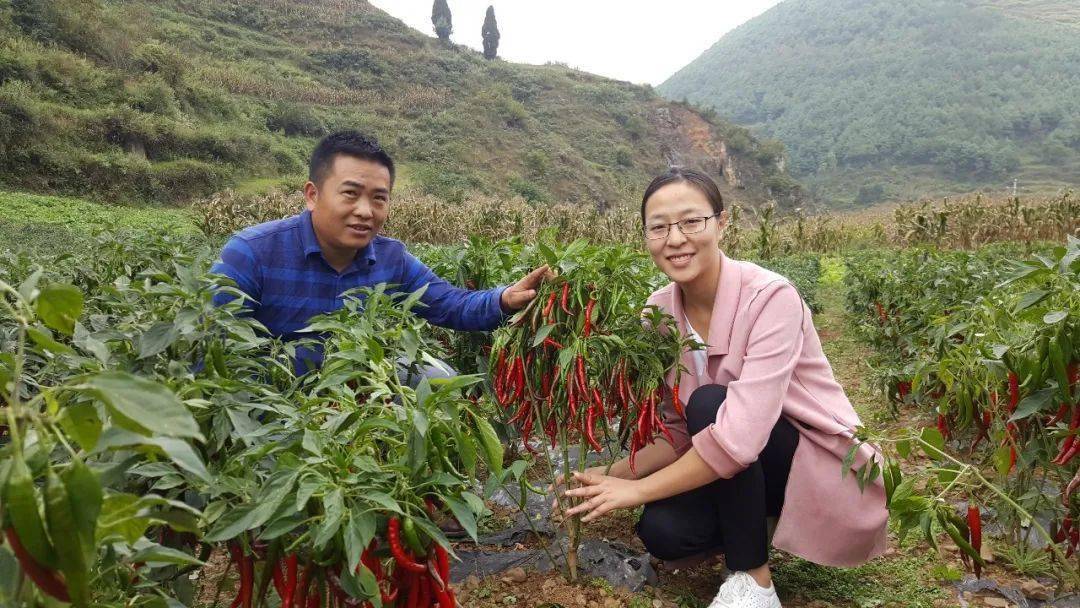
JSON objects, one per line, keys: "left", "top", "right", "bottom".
{"left": 0, "top": 190, "right": 198, "bottom": 252}
{"left": 772, "top": 547, "right": 946, "bottom": 607}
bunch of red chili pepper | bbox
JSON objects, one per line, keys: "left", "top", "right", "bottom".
{"left": 490, "top": 277, "right": 686, "bottom": 473}
{"left": 222, "top": 501, "right": 456, "bottom": 608}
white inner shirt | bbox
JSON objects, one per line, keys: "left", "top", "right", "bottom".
{"left": 684, "top": 313, "right": 708, "bottom": 377}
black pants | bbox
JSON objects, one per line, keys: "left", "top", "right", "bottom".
{"left": 636, "top": 384, "right": 799, "bottom": 571}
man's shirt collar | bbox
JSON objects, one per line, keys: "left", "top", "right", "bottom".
{"left": 299, "top": 210, "right": 378, "bottom": 271}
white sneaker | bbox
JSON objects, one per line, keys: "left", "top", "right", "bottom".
{"left": 707, "top": 571, "right": 783, "bottom": 608}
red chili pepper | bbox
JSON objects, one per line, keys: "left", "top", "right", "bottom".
{"left": 1048, "top": 403, "right": 1070, "bottom": 425}
{"left": 513, "top": 357, "right": 526, "bottom": 403}
{"left": 970, "top": 410, "right": 992, "bottom": 453}
{"left": 968, "top": 504, "right": 983, "bottom": 577}
{"left": 874, "top": 301, "right": 887, "bottom": 323}
{"left": 1052, "top": 409, "right": 1080, "bottom": 465}
{"left": 560, "top": 283, "right": 573, "bottom": 315}
{"left": 542, "top": 291, "right": 557, "bottom": 321}
{"left": 576, "top": 356, "right": 588, "bottom": 396}
{"left": 937, "top": 413, "right": 950, "bottom": 440}
{"left": 583, "top": 298, "right": 596, "bottom": 336}
{"left": 240, "top": 552, "right": 254, "bottom": 608}
{"left": 297, "top": 561, "right": 313, "bottom": 608}
{"left": 585, "top": 393, "right": 602, "bottom": 452}
{"left": 541, "top": 370, "right": 553, "bottom": 400}
{"left": 3, "top": 527, "right": 70, "bottom": 602}
{"left": 418, "top": 573, "right": 432, "bottom": 608}
{"left": 897, "top": 381, "right": 911, "bottom": 401}
{"left": 509, "top": 399, "right": 530, "bottom": 425}
{"left": 1007, "top": 372, "right": 1019, "bottom": 413}
{"left": 672, "top": 383, "right": 684, "bottom": 418}
{"left": 629, "top": 436, "right": 640, "bottom": 475}
{"left": 388, "top": 518, "right": 428, "bottom": 573}
{"left": 967, "top": 503, "right": 982, "bottom": 549}
{"left": 543, "top": 337, "right": 564, "bottom": 350}
{"left": 283, "top": 553, "right": 298, "bottom": 608}
{"left": 272, "top": 559, "right": 287, "bottom": 599}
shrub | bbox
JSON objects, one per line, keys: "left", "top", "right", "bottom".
{"left": 148, "top": 158, "right": 228, "bottom": 202}
{"left": 265, "top": 101, "right": 325, "bottom": 137}
{"left": 509, "top": 176, "right": 549, "bottom": 203}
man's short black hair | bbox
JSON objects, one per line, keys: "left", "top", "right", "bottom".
{"left": 308, "top": 130, "right": 395, "bottom": 187}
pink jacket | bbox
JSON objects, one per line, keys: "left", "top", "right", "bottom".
{"left": 646, "top": 252, "right": 888, "bottom": 567}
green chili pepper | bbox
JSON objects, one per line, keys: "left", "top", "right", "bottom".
{"left": 44, "top": 467, "right": 89, "bottom": 607}
{"left": 210, "top": 340, "right": 229, "bottom": 378}
{"left": 402, "top": 517, "right": 427, "bottom": 557}
{"left": 3, "top": 455, "right": 58, "bottom": 569}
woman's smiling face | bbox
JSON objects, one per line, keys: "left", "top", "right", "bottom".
{"left": 642, "top": 181, "right": 725, "bottom": 285}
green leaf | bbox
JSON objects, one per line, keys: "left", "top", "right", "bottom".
{"left": 993, "top": 445, "right": 1013, "bottom": 477}
{"left": 204, "top": 469, "right": 299, "bottom": 542}
{"left": 841, "top": 444, "right": 859, "bottom": 478}
{"left": 442, "top": 495, "right": 478, "bottom": 542}
{"left": 81, "top": 372, "right": 202, "bottom": 441}
{"left": 1014, "top": 289, "right": 1049, "bottom": 312}
{"left": 94, "top": 428, "right": 210, "bottom": 482}
{"left": 919, "top": 427, "right": 945, "bottom": 461}
{"left": 895, "top": 439, "right": 911, "bottom": 459}
{"left": 96, "top": 494, "right": 152, "bottom": 544}
{"left": 1043, "top": 310, "right": 1068, "bottom": 324}
{"left": 36, "top": 283, "right": 83, "bottom": 336}
{"left": 531, "top": 324, "right": 555, "bottom": 348}
{"left": 61, "top": 459, "right": 102, "bottom": 565}
{"left": 344, "top": 509, "right": 376, "bottom": 572}
{"left": 59, "top": 403, "right": 102, "bottom": 451}
{"left": 1009, "top": 388, "right": 1054, "bottom": 421}
{"left": 27, "top": 326, "right": 74, "bottom": 354}
{"left": 130, "top": 543, "right": 206, "bottom": 567}
{"left": 314, "top": 489, "right": 345, "bottom": 550}
{"left": 473, "top": 415, "right": 503, "bottom": 477}
{"left": 138, "top": 322, "right": 179, "bottom": 359}
{"left": 364, "top": 492, "right": 401, "bottom": 514}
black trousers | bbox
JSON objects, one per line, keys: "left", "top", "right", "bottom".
{"left": 636, "top": 384, "right": 799, "bottom": 571}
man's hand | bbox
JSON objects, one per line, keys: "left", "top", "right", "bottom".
{"left": 500, "top": 265, "right": 554, "bottom": 312}
{"left": 563, "top": 471, "right": 647, "bottom": 523}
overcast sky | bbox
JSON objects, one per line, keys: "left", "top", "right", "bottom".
{"left": 369, "top": 1, "right": 783, "bottom": 85}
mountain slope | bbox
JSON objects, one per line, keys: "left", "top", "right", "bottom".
{"left": 658, "top": 0, "right": 1080, "bottom": 205}
{"left": 0, "top": 0, "right": 799, "bottom": 207}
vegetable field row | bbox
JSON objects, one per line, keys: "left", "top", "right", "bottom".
{"left": 844, "top": 237, "right": 1079, "bottom": 580}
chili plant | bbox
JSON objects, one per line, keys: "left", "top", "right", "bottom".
{"left": 487, "top": 240, "right": 691, "bottom": 581}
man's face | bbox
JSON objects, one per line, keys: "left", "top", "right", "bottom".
{"left": 304, "top": 155, "right": 392, "bottom": 254}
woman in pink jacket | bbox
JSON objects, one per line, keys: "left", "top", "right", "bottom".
{"left": 564, "top": 168, "right": 888, "bottom": 608}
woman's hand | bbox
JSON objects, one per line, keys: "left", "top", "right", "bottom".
{"left": 563, "top": 471, "right": 647, "bottom": 523}
{"left": 550, "top": 465, "right": 608, "bottom": 510}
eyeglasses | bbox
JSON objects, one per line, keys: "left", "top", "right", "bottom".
{"left": 643, "top": 213, "right": 719, "bottom": 240}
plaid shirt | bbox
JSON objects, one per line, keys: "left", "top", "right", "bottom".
{"left": 212, "top": 210, "right": 506, "bottom": 368}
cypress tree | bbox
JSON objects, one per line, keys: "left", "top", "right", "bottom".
{"left": 482, "top": 5, "right": 500, "bottom": 60}
{"left": 431, "top": 0, "right": 452, "bottom": 42}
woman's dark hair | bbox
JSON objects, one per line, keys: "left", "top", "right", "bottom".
{"left": 309, "top": 130, "right": 395, "bottom": 187}
{"left": 640, "top": 167, "right": 724, "bottom": 225}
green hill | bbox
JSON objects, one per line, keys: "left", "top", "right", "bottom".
{"left": 0, "top": 0, "right": 799, "bottom": 208}
{"left": 658, "top": 0, "right": 1080, "bottom": 206}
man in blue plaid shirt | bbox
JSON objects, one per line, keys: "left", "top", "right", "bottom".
{"left": 212, "top": 131, "right": 549, "bottom": 372}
